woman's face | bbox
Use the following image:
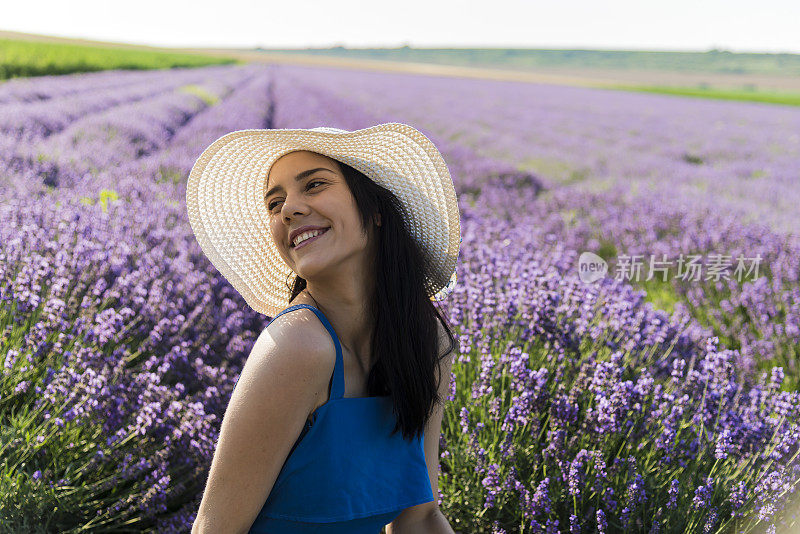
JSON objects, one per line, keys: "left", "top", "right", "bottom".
{"left": 265, "top": 150, "right": 373, "bottom": 282}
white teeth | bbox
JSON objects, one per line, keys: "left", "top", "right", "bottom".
{"left": 293, "top": 228, "right": 326, "bottom": 247}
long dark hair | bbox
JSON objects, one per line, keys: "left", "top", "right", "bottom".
{"left": 286, "top": 158, "right": 457, "bottom": 442}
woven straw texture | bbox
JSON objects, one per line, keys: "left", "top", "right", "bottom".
{"left": 186, "top": 122, "right": 461, "bottom": 318}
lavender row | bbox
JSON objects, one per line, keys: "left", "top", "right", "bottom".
{"left": 118, "top": 66, "right": 276, "bottom": 194}
{"left": 2, "top": 66, "right": 262, "bottom": 190}
{"left": 0, "top": 64, "right": 243, "bottom": 106}
{"left": 0, "top": 64, "right": 255, "bottom": 143}
{"left": 48, "top": 65, "right": 276, "bottom": 204}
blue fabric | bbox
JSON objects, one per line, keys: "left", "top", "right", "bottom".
{"left": 249, "top": 304, "right": 434, "bottom": 533}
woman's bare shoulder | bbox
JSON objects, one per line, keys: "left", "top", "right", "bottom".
{"left": 255, "top": 307, "right": 337, "bottom": 373}
{"left": 231, "top": 307, "right": 338, "bottom": 415}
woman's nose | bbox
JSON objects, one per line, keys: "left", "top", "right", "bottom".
{"left": 281, "top": 193, "right": 310, "bottom": 219}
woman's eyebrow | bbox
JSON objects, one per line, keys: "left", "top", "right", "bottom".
{"left": 265, "top": 167, "right": 335, "bottom": 199}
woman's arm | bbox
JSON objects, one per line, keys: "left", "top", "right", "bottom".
{"left": 192, "top": 318, "right": 332, "bottom": 533}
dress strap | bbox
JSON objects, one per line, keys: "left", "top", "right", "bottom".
{"left": 269, "top": 304, "right": 344, "bottom": 401}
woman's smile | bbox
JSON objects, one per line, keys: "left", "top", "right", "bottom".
{"left": 292, "top": 227, "right": 330, "bottom": 251}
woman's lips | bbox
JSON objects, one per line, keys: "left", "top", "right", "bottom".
{"left": 293, "top": 228, "right": 329, "bottom": 251}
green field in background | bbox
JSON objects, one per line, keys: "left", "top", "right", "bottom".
{"left": 4, "top": 37, "right": 799, "bottom": 108}
{"left": 0, "top": 38, "right": 242, "bottom": 80}
{"left": 606, "top": 83, "right": 800, "bottom": 107}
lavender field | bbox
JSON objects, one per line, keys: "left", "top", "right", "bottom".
{"left": 1, "top": 62, "right": 799, "bottom": 533}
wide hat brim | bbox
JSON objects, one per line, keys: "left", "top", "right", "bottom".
{"left": 185, "top": 122, "right": 461, "bottom": 318}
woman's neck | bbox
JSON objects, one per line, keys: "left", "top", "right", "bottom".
{"left": 297, "top": 286, "right": 375, "bottom": 373}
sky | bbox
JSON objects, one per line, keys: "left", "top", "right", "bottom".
{"left": 3, "top": 0, "right": 800, "bottom": 54}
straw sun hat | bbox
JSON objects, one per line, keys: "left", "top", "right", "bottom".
{"left": 185, "top": 122, "right": 461, "bottom": 318}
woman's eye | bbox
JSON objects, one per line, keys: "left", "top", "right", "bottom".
{"left": 268, "top": 181, "right": 324, "bottom": 212}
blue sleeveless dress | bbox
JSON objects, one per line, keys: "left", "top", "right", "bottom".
{"left": 248, "top": 304, "right": 435, "bottom": 533}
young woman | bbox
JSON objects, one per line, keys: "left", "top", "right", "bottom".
{"left": 186, "top": 123, "right": 462, "bottom": 533}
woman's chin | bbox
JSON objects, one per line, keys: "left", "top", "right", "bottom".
{"left": 291, "top": 257, "right": 329, "bottom": 279}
